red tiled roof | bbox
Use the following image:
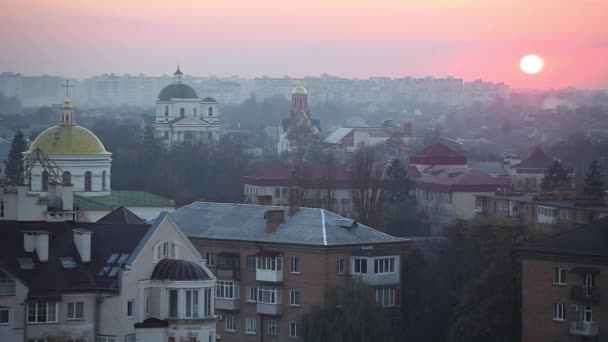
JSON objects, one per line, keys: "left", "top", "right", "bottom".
{"left": 409, "top": 143, "right": 467, "bottom": 165}
{"left": 415, "top": 167, "right": 506, "bottom": 192}
{"left": 243, "top": 164, "right": 353, "bottom": 188}
{"left": 511, "top": 146, "right": 552, "bottom": 169}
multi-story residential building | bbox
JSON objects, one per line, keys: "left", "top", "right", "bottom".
{"left": 518, "top": 217, "right": 608, "bottom": 342}
{"left": 243, "top": 164, "right": 354, "bottom": 217}
{"left": 0, "top": 209, "right": 216, "bottom": 342}
{"left": 475, "top": 192, "right": 608, "bottom": 229}
{"left": 168, "top": 202, "right": 412, "bottom": 342}
{"left": 506, "top": 146, "right": 575, "bottom": 193}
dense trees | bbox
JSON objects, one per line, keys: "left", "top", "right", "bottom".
{"left": 302, "top": 280, "right": 391, "bottom": 342}
{"left": 584, "top": 160, "right": 605, "bottom": 199}
{"left": 3, "top": 131, "right": 28, "bottom": 184}
{"left": 541, "top": 160, "right": 572, "bottom": 191}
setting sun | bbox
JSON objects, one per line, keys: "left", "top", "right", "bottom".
{"left": 520, "top": 55, "right": 544, "bottom": 74}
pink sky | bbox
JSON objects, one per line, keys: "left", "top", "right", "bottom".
{"left": 1, "top": 0, "right": 607, "bottom": 89}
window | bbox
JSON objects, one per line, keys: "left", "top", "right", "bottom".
{"left": 164, "top": 106, "right": 169, "bottom": 116}
{"left": 208, "top": 132, "right": 213, "bottom": 140}
{"left": 274, "top": 188, "right": 280, "bottom": 198}
{"left": 84, "top": 171, "right": 92, "bottom": 192}
{"left": 257, "top": 256, "right": 282, "bottom": 271}
{"left": 180, "top": 108, "right": 185, "bottom": 117}
{"left": 245, "top": 317, "right": 256, "bottom": 335}
{"left": 246, "top": 287, "right": 257, "bottom": 303}
{"left": 164, "top": 132, "right": 169, "bottom": 139}
{"left": 168, "top": 289, "right": 178, "bottom": 317}
{"left": 27, "top": 302, "right": 58, "bottom": 323}
{"left": 290, "top": 290, "right": 301, "bottom": 306}
{"left": 353, "top": 258, "right": 367, "bottom": 274}
{"left": 60, "top": 258, "right": 76, "bottom": 269}
{"left": 216, "top": 280, "right": 240, "bottom": 299}
{"left": 19, "top": 258, "right": 34, "bottom": 270}
{"left": 202, "top": 252, "right": 214, "bottom": 266}
{"left": 291, "top": 257, "right": 301, "bottom": 273}
{"left": 102, "top": 171, "right": 107, "bottom": 191}
{"left": 185, "top": 290, "right": 199, "bottom": 318}
{"left": 225, "top": 315, "right": 236, "bottom": 332}
{"left": 373, "top": 257, "right": 396, "bottom": 274}
{"left": 203, "top": 288, "right": 212, "bottom": 317}
{"left": 208, "top": 107, "right": 213, "bottom": 117}
{"left": 99, "top": 337, "right": 117, "bottom": 342}
{"left": 124, "top": 334, "right": 136, "bottom": 342}
{"left": 337, "top": 257, "right": 345, "bottom": 274}
{"left": 67, "top": 302, "right": 84, "bottom": 320}
{"left": 0, "top": 270, "right": 16, "bottom": 295}
{"left": 41, "top": 171, "right": 49, "bottom": 191}
{"left": 247, "top": 256, "right": 256, "bottom": 271}
{"left": 582, "top": 305, "right": 592, "bottom": 322}
{"left": 552, "top": 303, "right": 565, "bottom": 320}
{"left": 257, "top": 286, "right": 282, "bottom": 305}
{"left": 289, "top": 321, "right": 300, "bottom": 338}
{"left": 553, "top": 267, "right": 566, "bottom": 285}
{"left": 375, "top": 288, "right": 396, "bottom": 307}
{"left": 0, "top": 308, "right": 10, "bottom": 325}
{"left": 127, "top": 299, "right": 134, "bottom": 318}
{"left": 281, "top": 187, "right": 287, "bottom": 198}
{"left": 193, "top": 108, "right": 197, "bottom": 116}
{"left": 267, "top": 320, "right": 278, "bottom": 336}
{"left": 62, "top": 171, "right": 71, "bottom": 186}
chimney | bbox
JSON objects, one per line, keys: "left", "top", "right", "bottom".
{"left": 265, "top": 209, "right": 285, "bottom": 235}
{"left": 73, "top": 229, "right": 92, "bottom": 263}
{"left": 23, "top": 231, "right": 49, "bottom": 262}
{"left": 257, "top": 195, "right": 273, "bottom": 205}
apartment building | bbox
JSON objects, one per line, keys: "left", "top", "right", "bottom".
{"left": 518, "top": 217, "right": 608, "bottom": 342}
{"left": 475, "top": 193, "right": 608, "bottom": 229}
{"left": 168, "top": 202, "right": 412, "bottom": 342}
{"left": 0, "top": 208, "right": 216, "bottom": 342}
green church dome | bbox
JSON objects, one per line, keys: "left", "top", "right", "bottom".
{"left": 158, "top": 83, "right": 199, "bottom": 101}
{"left": 28, "top": 125, "right": 108, "bottom": 154}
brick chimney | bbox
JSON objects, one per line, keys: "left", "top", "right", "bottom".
{"left": 257, "top": 195, "right": 273, "bottom": 205}
{"left": 265, "top": 209, "right": 285, "bottom": 235}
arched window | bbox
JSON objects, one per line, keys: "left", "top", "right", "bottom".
{"left": 62, "top": 171, "right": 71, "bottom": 186}
{"left": 42, "top": 171, "right": 49, "bottom": 191}
{"left": 0, "top": 200, "right": 5, "bottom": 218}
{"left": 102, "top": 171, "right": 107, "bottom": 191}
{"left": 84, "top": 171, "right": 92, "bottom": 191}
{"left": 164, "top": 106, "right": 169, "bottom": 116}
{"left": 208, "top": 107, "right": 213, "bottom": 117}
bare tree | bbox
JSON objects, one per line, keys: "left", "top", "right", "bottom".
{"left": 351, "top": 145, "right": 384, "bottom": 227}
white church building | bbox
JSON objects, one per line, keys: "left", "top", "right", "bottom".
{"left": 150, "top": 67, "right": 222, "bottom": 146}
{"left": 277, "top": 86, "right": 321, "bottom": 158}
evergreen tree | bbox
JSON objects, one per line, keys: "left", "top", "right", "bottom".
{"left": 583, "top": 160, "right": 605, "bottom": 198}
{"left": 302, "top": 279, "right": 391, "bottom": 342}
{"left": 540, "top": 160, "right": 571, "bottom": 191}
{"left": 3, "top": 130, "right": 28, "bottom": 185}
{"left": 382, "top": 158, "right": 410, "bottom": 203}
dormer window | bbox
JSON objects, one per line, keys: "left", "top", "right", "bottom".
{"left": 154, "top": 241, "right": 180, "bottom": 263}
{"left": 60, "top": 258, "right": 76, "bottom": 269}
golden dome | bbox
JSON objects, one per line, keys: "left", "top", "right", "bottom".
{"left": 28, "top": 125, "right": 108, "bottom": 154}
{"left": 292, "top": 86, "right": 308, "bottom": 95}
{"left": 61, "top": 97, "right": 73, "bottom": 109}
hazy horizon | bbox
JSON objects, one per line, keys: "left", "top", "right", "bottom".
{"left": 1, "top": 0, "right": 607, "bottom": 89}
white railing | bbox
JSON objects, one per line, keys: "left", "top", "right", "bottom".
{"left": 570, "top": 321, "right": 598, "bottom": 336}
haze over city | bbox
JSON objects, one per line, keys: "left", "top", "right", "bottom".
{"left": 1, "top": 0, "right": 608, "bottom": 89}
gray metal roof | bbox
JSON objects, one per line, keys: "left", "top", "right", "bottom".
{"left": 168, "top": 202, "right": 408, "bottom": 246}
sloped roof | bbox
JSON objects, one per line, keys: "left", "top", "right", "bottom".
{"left": 168, "top": 202, "right": 409, "bottom": 247}
{"left": 409, "top": 143, "right": 467, "bottom": 165}
{"left": 415, "top": 167, "right": 506, "bottom": 192}
{"left": 151, "top": 258, "right": 211, "bottom": 281}
{"left": 468, "top": 161, "right": 508, "bottom": 175}
{"left": 97, "top": 206, "right": 147, "bottom": 224}
{"left": 325, "top": 128, "right": 354, "bottom": 144}
{"left": 75, "top": 191, "right": 174, "bottom": 211}
{"left": 518, "top": 217, "right": 608, "bottom": 259}
{"left": 243, "top": 164, "right": 353, "bottom": 188}
{"left": 511, "top": 146, "right": 552, "bottom": 169}
{"left": 0, "top": 221, "right": 151, "bottom": 298}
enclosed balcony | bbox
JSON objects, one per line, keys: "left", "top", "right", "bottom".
{"left": 350, "top": 254, "right": 400, "bottom": 286}
{"left": 256, "top": 253, "right": 283, "bottom": 283}
{"left": 256, "top": 286, "right": 283, "bottom": 316}
{"left": 570, "top": 321, "right": 598, "bottom": 336}
{"left": 215, "top": 280, "right": 240, "bottom": 311}
{"left": 216, "top": 252, "right": 241, "bottom": 280}
{"left": 571, "top": 286, "right": 600, "bottom": 303}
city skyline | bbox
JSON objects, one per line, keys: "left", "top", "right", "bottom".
{"left": 1, "top": 0, "right": 607, "bottom": 89}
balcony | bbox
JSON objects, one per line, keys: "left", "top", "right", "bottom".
{"left": 352, "top": 273, "right": 400, "bottom": 286}
{"left": 216, "top": 265, "right": 240, "bottom": 280}
{"left": 570, "top": 321, "right": 598, "bottom": 336}
{"left": 256, "top": 269, "right": 283, "bottom": 282}
{"left": 571, "top": 286, "right": 600, "bottom": 303}
{"left": 216, "top": 298, "right": 240, "bottom": 311}
{"left": 257, "top": 303, "right": 283, "bottom": 316}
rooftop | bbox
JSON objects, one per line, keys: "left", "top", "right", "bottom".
{"left": 151, "top": 258, "right": 211, "bottom": 281}
{"left": 510, "top": 146, "right": 552, "bottom": 169}
{"left": 479, "top": 194, "right": 608, "bottom": 213}
{"left": 409, "top": 143, "right": 467, "bottom": 166}
{"left": 167, "top": 202, "right": 409, "bottom": 247}
{"left": 75, "top": 191, "right": 174, "bottom": 211}
{"left": 416, "top": 167, "right": 506, "bottom": 192}
{"left": 243, "top": 164, "right": 353, "bottom": 188}
{"left": 97, "top": 205, "right": 147, "bottom": 224}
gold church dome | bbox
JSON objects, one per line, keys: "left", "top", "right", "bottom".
{"left": 28, "top": 125, "right": 108, "bottom": 154}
